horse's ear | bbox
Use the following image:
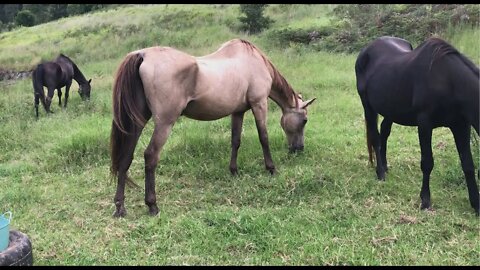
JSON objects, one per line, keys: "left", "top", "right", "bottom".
{"left": 301, "top": 98, "right": 316, "bottom": 109}
{"left": 88, "top": 79, "right": 92, "bottom": 84}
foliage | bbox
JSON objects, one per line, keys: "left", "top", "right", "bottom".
{"left": 266, "top": 25, "right": 335, "bottom": 47}
{"left": 263, "top": 4, "right": 480, "bottom": 54}
{"left": 317, "top": 4, "right": 480, "bottom": 53}
{"left": 14, "top": 10, "right": 35, "bottom": 27}
{"left": 238, "top": 4, "right": 274, "bottom": 34}
{"left": 0, "top": 4, "right": 116, "bottom": 31}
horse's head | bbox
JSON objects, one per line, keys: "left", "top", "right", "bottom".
{"left": 78, "top": 79, "right": 92, "bottom": 101}
{"left": 280, "top": 95, "right": 316, "bottom": 153}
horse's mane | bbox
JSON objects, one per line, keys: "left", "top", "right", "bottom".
{"left": 237, "top": 39, "right": 299, "bottom": 108}
{"left": 57, "top": 53, "right": 88, "bottom": 83}
{"left": 424, "top": 37, "right": 479, "bottom": 76}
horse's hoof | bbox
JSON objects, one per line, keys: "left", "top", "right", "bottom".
{"left": 267, "top": 167, "right": 276, "bottom": 175}
{"left": 113, "top": 208, "right": 126, "bottom": 218}
{"left": 230, "top": 167, "right": 238, "bottom": 175}
{"left": 420, "top": 202, "right": 430, "bottom": 210}
{"left": 148, "top": 205, "right": 159, "bottom": 216}
{"left": 473, "top": 206, "right": 479, "bottom": 216}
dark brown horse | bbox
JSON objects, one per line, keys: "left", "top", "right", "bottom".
{"left": 32, "top": 54, "right": 92, "bottom": 118}
{"left": 110, "top": 39, "right": 316, "bottom": 217}
{"left": 356, "top": 36, "right": 479, "bottom": 214}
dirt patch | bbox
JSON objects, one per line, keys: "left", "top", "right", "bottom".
{"left": 0, "top": 68, "right": 32, "bottom": 81}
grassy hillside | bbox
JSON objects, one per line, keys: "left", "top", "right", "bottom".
{"left": 0, "top": 4, "right": 478, "bottom": 266}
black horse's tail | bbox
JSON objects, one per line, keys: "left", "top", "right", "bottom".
{"left": 32, "top": 64, "right": 47, "bottom": 110}
{"left": 110, "top": 52, "right": 149, "bottom": 187}
{"left": 355, "top": 48, "right": 376, "bottom": 165}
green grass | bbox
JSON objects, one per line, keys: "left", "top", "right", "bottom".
{"left": 0, "top": 4, "right": 479, "bottom": 266}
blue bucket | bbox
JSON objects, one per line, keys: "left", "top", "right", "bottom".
{"left": 0, "top": 211, "right": 12, "bottom": 252}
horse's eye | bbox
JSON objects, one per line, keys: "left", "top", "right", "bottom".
{"left": 303, "top": 119, "right": 307, "bottom": 125}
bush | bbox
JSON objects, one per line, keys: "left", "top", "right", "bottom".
{"left": 266, "top": 25, "right": 335, "bottom": 47}
{"left": 238, "top": 4, "right": 274, "bottom": 34}
{"left": 14, "top": 10, "right": 35, "bottom": 27}
{"left": 314, "top": 4, "right": 480, "bottom": 53}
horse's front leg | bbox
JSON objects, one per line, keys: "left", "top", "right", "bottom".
{"left": 230, "top": 111, "right": 245, "bottom": 175}
{"left": 251, "top": 100, "right": 275, "bottom": 175}
{"left": 451, "top": 122, "right": 479, "bottom": 215}
{"left": 417, "top": 116, "right": 434, "bottom": 210}
{"left": 143, "top": 120, "right": 175, "bottom": 216}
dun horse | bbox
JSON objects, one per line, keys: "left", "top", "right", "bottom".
{"left": 110, "top": 39, "right": 316, "bottom": 217}
{"left": 32, "top": 54, "right": 92, "bottom": 118}
{"left": 356, "top": 36, "right": 479, "bottom": 214}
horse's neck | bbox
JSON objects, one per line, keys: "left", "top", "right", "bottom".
{"left": 72, "top": 63, "right": 87, "bottom": 84}
{"left": 268, "top": 85, "right": 296, "bottom": 112}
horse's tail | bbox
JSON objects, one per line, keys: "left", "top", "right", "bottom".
{"left": 356, "top": 47, "right": 375, "bottom": 165}
{"left": 110, "top": 52, "right": 147, "bottom": 184}
{"left": 32, "top": 64, "right": 46, "bottom": 107}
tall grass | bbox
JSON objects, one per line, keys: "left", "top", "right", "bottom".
{"left": 0, "top": 4, "right": 478, "bottom": 266}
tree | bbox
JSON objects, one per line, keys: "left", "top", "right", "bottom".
{"left": 15, "top": 9, "right": 35, "bottom": 27}
{"left": 48, "top": 4, "right": 68, "bottom": 20}
{"left": 22, "top": 4, "right": 51, "bottom": 24}
{"left": 238, "top": 4, "right": 273, "bottom": 34}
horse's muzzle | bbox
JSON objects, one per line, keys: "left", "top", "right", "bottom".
{"left": 289, "top": 145, "right": 304, "bottom": 153}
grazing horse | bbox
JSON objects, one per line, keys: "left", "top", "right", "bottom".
{"left": 32, "top": 54, "right": 92, "bottom": 118}
{"left": 355, "top": 36, "right": 479, "bottom": 214}
{"left": 110, "top": 39, "right": 316, "bottom": 217}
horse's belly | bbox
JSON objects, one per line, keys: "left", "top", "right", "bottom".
{"left": 369, "top": 91, "right": 418, "bottom": 126}
{"left": 181, "top": 98, "right": 249, "bottom": 121}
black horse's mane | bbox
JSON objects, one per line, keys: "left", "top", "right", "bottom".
{"left": 421, "top": 37, "right": 479, "bottom": 76}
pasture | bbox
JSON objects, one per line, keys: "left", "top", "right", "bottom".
{"left": 0, "top": 4, "right": 478, "bottom": 265}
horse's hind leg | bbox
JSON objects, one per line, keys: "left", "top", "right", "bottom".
{"left": 451, "top": 122, "right": 479, "bottom": 215}
{"left": 417, "top": 115, "right": 434, "bottom": 210}
{"left": 362, "top": 100, "right": 384, "bottom": 180}
{"left": 45, "top": 87, "right": 55, "bottom": 113}
{"left": 57, "top": 88, "right": 62, "bottom": 107}
{"left": 64, "top": 81, "right": 72, "bottom": 108}
{"left": 143, "top": 120, "right": 175, "bottom": 216}
{"left": 230, "top": 111, "right": 245, "bottom": 175}
{"left": 251, "top": 100, "right": 275, "bottom": 175}
{"left": 380, "top": 118, "right": 393, "bottom": 172}
{"left": 113, "top": 125, "right": 145, "bottom": 217}
{"left": 34, "top": 93, "right": 40, "bottom": 119}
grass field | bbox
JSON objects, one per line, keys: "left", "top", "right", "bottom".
{"left": 0, "top": 4, "right": 478, "bottom": 266}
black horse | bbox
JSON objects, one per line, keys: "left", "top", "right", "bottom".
{"left": 32, "top": 54, "right": 92, "bottom": 118}
{"left": 355, "top": 36, "right": 479, "bottom": 215}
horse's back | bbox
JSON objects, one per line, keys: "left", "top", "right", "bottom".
{"left": 357, "top": 36, "right": 479, "bottom": 128}
{"left": 134, "top": 41, "right": 272, "bottom": 121}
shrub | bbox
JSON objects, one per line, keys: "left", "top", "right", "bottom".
{"left": 14, "top": 10, "right": 35, "bottom": 27}
{"left": 314, "top": 4, "right": 480, "bottom": 53}
{"left": 238, "top": 4, "right": 274, "bottom": 34}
